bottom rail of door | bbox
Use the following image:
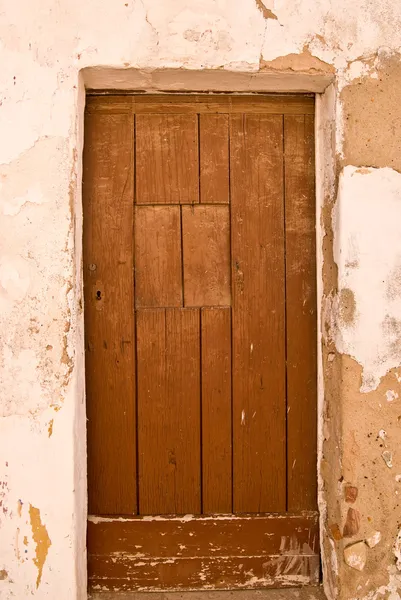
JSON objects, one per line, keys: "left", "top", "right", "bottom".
{"left": 87, "top": 512, "right": 320, "bottom": 592}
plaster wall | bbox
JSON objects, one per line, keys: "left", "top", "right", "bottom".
{"left": 0, "top": 1, "right": 401, "bottom": 599}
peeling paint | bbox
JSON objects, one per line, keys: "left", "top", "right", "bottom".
{"left": 260, "top": 48, "right": 335, "bottom": 75}
{"left": 338, "top": 288, "right": 356, "bottom": 326}
{"left": 333, "top": 166, "right": 401, "bottom": 392}
{"left": 395, "top": 530, "right": 401, "bottom": 571}
{"left": 386, "top": 389, "right": 399, "bottom": 402}
{"left": 341, "top": 52, "right": 401, "bottom": 173}
{"left": 254, "top": 0, "right": 278, "bottom": 21}
{"left": 29, "top": 505, "right": 51, "bottom": 588}
{"left": 1, "top": 0, "right": 401, "bottom": 598}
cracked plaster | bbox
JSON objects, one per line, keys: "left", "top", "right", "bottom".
{"left": 1, "top": 1, "right": 401, "bottom": 599}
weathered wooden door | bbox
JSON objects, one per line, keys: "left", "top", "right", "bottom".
{"left": 83, "top": 94, "right": 318, "bottom": 593}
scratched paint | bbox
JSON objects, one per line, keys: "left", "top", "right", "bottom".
{"left": 87, "top": 515, "right": 319, "bottom": 592}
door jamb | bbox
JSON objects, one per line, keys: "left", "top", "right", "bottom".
{"left": 73, "top": 68, "right": 337, "bottom": 599}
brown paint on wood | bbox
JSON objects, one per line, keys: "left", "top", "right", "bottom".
{"left": 86, "top": 93, "right": 315, "bottom": 115}
{"left": 136, "top": 308, "right": 201, "bottom": 515}
{"left": 87, "top": 513, "right": 320, "bottom": 591}
{"left": 88, "top": 554, "right": 320, "bottom": 592}
{"left": 88, "top": 513, "right": 319, "bottom": 556}
{"left": 201, "top": 308, "right": 232, "bottom": 514}
{"left": 284, "top": 115, "right": 317, "bottom": 511}
{"left": 83, "top": 109, "right": 137, "bottom": 515}
{"left": 182, "top": 205, "right": 231, "bottom": 307}
{"left": 135, "top": 114, "right": 199, "bottom": 204}
{"left": 85, "top": 95, "right": 315, "bottom": 116}
{"left": 135, "top": 205, "right": 182, "bottom": 308}
{"left": 230, "top": 114, "right": 286, "bottom": 513}
{"left": 130, "top": 94, "right": 315, "bottom": 115}
{"left": 199, "top": 114, "right": 229, "bottom": 203}
{"left": 85, "top": 94, "right": 319, "bottom": 591}
{"left": 85, "top": 95, "right": 132, "bottom": 113}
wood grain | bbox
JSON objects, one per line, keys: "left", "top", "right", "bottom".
{"left": 88, "top": 513, "right": 320, "bottom": 591}
{"left": 85, "top": 95, "right": 315, "bottom": 115}
{"left": 88, "top": 554, "right": 320, "bottom": 592}
{"left": 201, "top": 308, "right": 232, "bottom": 514}
{"left": 136, "top": 308, "right": 201, "bottom": 515}
{"left": 88, "top": 513, "right": 320, "bottom": 556}
{"left": 182, "top": 205, "right": 231, "bottom": 307}
{"left": 135, "top": 114, "right": 199, "bottom": 204}
{"left": 284, "top": 115, "right": 317, "bottom": 511}
{"left": 135, "top": 205, "right": 182, "bottom": 308}
{"left": 230, "top": 114, "right": 286, "bottom": 513}
{"left": 132, "top": 95, "right": 315, "bottom": 114}
{"left": 84, "top": 94, "right": 319, "bottom": 592}
{"left": 83, "top": 109, "right": 137, "bottom": 515}
{"left": 199, "top": 114, "right": 229, "bottom": 203}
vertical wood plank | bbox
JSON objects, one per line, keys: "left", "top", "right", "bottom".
{"left": 199, "top": 114, "right": 229, "bottom": 204}
{"left": 137, "top": 308, "right": 201, "bottom": 515}
{"left": 136, "top": 114, "right": 199, "bottom": 204}
{"left": 230, "top": 114, "right": 286, "bottom": 513}
{"left": 201, "top": 307, "right": 232, "bottom": 514}
{"left": 284, "top": 115, "right": 317, "bottom": 511}
{"left": 182, "top": 205, "right": 231, "bottom": 307}
{"left": 83, "top": 109, "right": 137, "bottom": 515}
{"left": 135, "top": 206, "right": 182, "bottom": 308}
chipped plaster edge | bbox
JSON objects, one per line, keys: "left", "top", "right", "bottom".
{"left": 73, "top": 72, "right": 88, "bottom": 600}
{"left": 316, "top": 83, "right": 338, "bottom": 600}
{"left": 74, "top": 67, "right": 338, "bottom": 598}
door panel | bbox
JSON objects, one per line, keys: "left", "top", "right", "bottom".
{"left": 84, "top": 108, "right": 137, "bottom": 516}
{"left": 84, "top": 94, "right": 318, "bottom": 592}
{"left": 135, "top": 205, "right": 182, "bottom": 308}
{"left": 136, "top": 114, "right": 199, "bottom": 204}
{"left": 137, "top": 308, "right": 201, "bottom": 515}
{"left": 199, "top": 113, "right": 230, "bottom": 204}
{"left": 201, "top": 307, "right": 232, "bottom": 514}
{"left": 88, "top": 514, "right": 319, "bottom": 591}
{"left": 182, "top": 205, "right": 231, "bottom": 307}
{"left": 284, "top": 115, "right": 318, "bottom": 511}
{"left": 230, "top": 113, "right": 286, "bottom": 513}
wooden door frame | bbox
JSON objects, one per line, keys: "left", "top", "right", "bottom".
{"left": 72, "top": 68, "right": 337, "bottom": 599}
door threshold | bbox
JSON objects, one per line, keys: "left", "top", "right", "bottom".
{"left": 89, "top": 588, "right": 326, "bottom": 600}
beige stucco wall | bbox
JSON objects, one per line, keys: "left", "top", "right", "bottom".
{"left": 1, "top": 1, "right": 401, "bottom": 598}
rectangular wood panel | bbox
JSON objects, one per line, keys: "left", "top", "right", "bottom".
{"left": 86, "top": 95, "right": 315, "bottom": 116}
{"left": 230, "top": 114, "right": 286, "bottom": 513}
{"left": 135, "top": 114, "right": 199, "bottom": 204}
{"left": 135, "top": 205, "right": 182, "bottom": 307}
{"left": 137, "top": 308, "right": 201, "bottom": 515}
{"left": 83, "top": 110, "right": 137, "bottom": 515}
{"left": 88, "top": 513, "right": 320, "bottom": 591}
{"left": 182, "top": 205, "right": 231, "bottom": 307}
{"left": 284, "top": 115, "right": 317, "bottom": 511}
{"left": 201, "top": 308, "right": 232, "bottom": 514}
{"left": 131, "top": 95, "right": 315, "bottom": 114}
{"left": 199, "top": 114, "right": 229, "bottom": 203}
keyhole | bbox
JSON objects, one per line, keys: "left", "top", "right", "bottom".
{"left": 96, "top": 290, "right": 102, "bottom": 300}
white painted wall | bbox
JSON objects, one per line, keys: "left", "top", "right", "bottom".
{"left": 333, "top": 167, "right": 401, "bottom": 392}
{"left": 1, "top": 1, "right": 401, "bottom": 598}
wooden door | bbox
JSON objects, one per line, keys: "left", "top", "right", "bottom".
{"left": 83, "top": 94, "right": 318, "bottom": 592}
